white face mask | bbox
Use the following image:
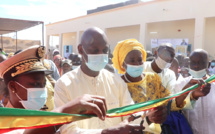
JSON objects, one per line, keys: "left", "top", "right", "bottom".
{"left": 72, "top": 65, "right": 79, "bottom": 70}
{"left": 189, "top": 68, "right": 206, "bottom": 78}
{"left": 155, "top": 56, "right": 171, "bottom": 70}
{"left": 183, "top": 74, "right": 190, "bottom": 77}
{"left": 15, "top": 82, "right": 47, "bottom": 110}
{"left": 83, "top": 48, "right": 108, "bottom": 72}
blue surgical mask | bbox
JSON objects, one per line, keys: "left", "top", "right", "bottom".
{"left": 15, "top": 82, "right": 47, "bottom": 110}
{"left": 83, "top": 48, "right": 108, "bottom": 71}
{"left": 125, "top": 63, "right": 144, "bottom": 78}
{"left": 189, "top": 68, "right": 206, "bottom": 78}
{"left": 211, "top": 62, "right": 215, "bottom": 67}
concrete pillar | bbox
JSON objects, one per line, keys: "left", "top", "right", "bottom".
{"left": 139, "top": 23, "right": 147, "bottom": 50}
{"left": 194, "top": 17, "right": 205, "bottom": 50}
{"left": 75, "top": 31, "right": 80, "bottom": 54}
{"left": 59, "top": 33, "right": 63, "bottom": 56}
{"left": 45, "top": 35, "right": 50, "bottom": 52}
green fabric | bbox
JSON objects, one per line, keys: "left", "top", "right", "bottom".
{"left": 107, "top": 75, "right": 215, "bottom": 114}
{"left": 0, "top": 107, "right": 94, "bottom": 117}
{"left": 1, "top": 51, "right": 6, "bottom": 55}
{"left": 0, "top": 75, "right": 214, "bottom": 117}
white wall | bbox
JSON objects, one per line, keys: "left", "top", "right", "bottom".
{"left": 205, "top": 17, "right": 215, "bottom": 59}
{"left": 146, "top": 19, "right": 195, "bottom": 50}
{"left": 106, "top": 25, "right": 140, "bottom": 52}
{"left": 46, "top": 0, "right": 215, "bottom": 57}
{"left": 62, "top": 32, "right": 77, "bottom": 53}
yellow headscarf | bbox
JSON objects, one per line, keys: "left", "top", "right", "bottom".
{"left": 112, "top": 39, "right": 147, "bottom": 74}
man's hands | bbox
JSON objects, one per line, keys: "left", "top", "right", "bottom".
{"left": 146, "top": 105, "right": 167, "bottom": 124}
{"left": 53, "top": 95, "right": 168, "bottom": 134}
{"left": 101, "top": 105, "right": 167, "bottom": 134}
{"left": 183, "top": 77, "right": 211, "bottom": 100}
{"left": 53, "top": 94, "right": 107, "bottom": 121}
{"left": 191, "top": 77, "right": 211, "bottom": 100}
{"left": 192, "top": 83, "right": 210, "bottom": 100}
{"left": 102, "top": 116, "right": 144, "bottom": 134}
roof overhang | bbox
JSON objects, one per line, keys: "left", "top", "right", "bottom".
{"left": 0, "top": 17, "right": 43, "bottom": 35}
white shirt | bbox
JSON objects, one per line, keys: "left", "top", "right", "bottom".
{"left": 143, "top": 61, "right": 177, "bottom": 94}
{"left": 64, "top": 52, "right": 70, "bottom": 59}
{"left": 54, "top": 67, "right": 134, "bottom": 134}
{"left": 175, "top": 75, "right": 192, "bottom": 93}
{"left": 175, "top": 75, "right": 195, "bottom": 109}
{"left": 144, "top": 62, "right": 193, "bottom": 109}
{"left": 184, "top": 81, "right": 215, "bottom": 134}
{"left": 208, "top": 66, "right": 215, "bottom": 76}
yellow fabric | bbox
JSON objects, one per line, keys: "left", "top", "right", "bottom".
{"left": 149, "top": 123, "right": 161, "bottom": 134}
{"left": 0, "top": 116, "right": 87, "bottom": 129}
{"left": 126, "top": 72, "right": 185, "bottom": 133}
{"left": 112, "top": 39, "right": 147, "bottom": 74}
{"left": 107, "top": 99, "right": 169, "bottom": 117}
{"left": 127, "top": 73, "right": 169, "bottom": 103}
{"left": 45, "top": 77, "right": 54, "bottom": 111}
{"left": 7, "top": 52, "right": 14, "bottom": 58}
{"left": 127, "top": 72, "right": 185, "bottom": 111}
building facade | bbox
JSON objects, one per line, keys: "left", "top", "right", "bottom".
{"left": 46, "top": 0, "right": 215, "bottom": 59}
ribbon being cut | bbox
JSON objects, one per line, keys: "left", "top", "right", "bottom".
{"left": 1, "top": 75, "right": 215, "bottom": 133}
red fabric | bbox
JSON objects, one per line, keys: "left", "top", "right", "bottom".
{"left": 0, "top": 121, "right": 71, "bottom": 133}
{"left": 53, "top": 54, "right": 62, "bottom": 61}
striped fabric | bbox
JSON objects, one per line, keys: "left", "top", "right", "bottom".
{"left": 1, "top": 75, "right": 215, "bottom": 133}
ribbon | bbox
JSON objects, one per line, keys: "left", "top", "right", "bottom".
{"left": 1, "top": 75, "right": 215, "bottom": 132}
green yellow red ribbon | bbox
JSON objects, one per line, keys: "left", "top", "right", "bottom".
{"left": 1, "top": 75, "right": 215, "bottom": 133}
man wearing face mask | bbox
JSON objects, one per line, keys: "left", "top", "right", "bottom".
{"left": 208, "top": 59, "right": 215, "bottom": 76}
{"left": 0, "top": 46, "right": 52, "bottom": 110}
{"left": 143, "top": 43, "right": 177, "bottom": 94}
{"left": 144, "top": 44, "right": 204, "bottom": 133}
{"left": 54, "top": 27, "right": 144, "bottom": 134}
{"left": 181, "top": 49, "right": 213, "bottom": 134}
{"left": 0, "top": 45, "right": 109, "bottom": 134}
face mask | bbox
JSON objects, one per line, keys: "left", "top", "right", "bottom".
{"left": 125, "top": 63, "right": 144, "bottom": 78}
{"left": 155, "top": 56, "right": 171, "bottom": 70}
{"left": 211, "top": 62, "right": 215, "bottom": 67}
{"left": 183, "top": 74, "right": 189, "bottom": 77}
{"left": 189, "top": 68, "right": 206, "bottom": 78}
{"left": 15, "top": 82, "right": 47, "bottom": 110}
{"left": 72, "top": 65, "right": 79, "bottom": 70}
{"left": 83, "top": 47, "right": 108, "bottom": 72}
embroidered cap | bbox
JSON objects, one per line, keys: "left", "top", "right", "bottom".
{"left": 0, "top": 45, "right": 52, "bottom": 79}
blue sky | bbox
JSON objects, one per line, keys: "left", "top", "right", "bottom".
{"left": 0, "top": 0, "right": 152, "bottom": 40}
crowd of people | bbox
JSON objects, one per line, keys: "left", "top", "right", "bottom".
{"left": 0, "top": 27, "right": 214, "bottom": 134}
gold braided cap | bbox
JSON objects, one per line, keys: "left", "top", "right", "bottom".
{"left": 0, "top": 45, "right": 47, "bottom": 78}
